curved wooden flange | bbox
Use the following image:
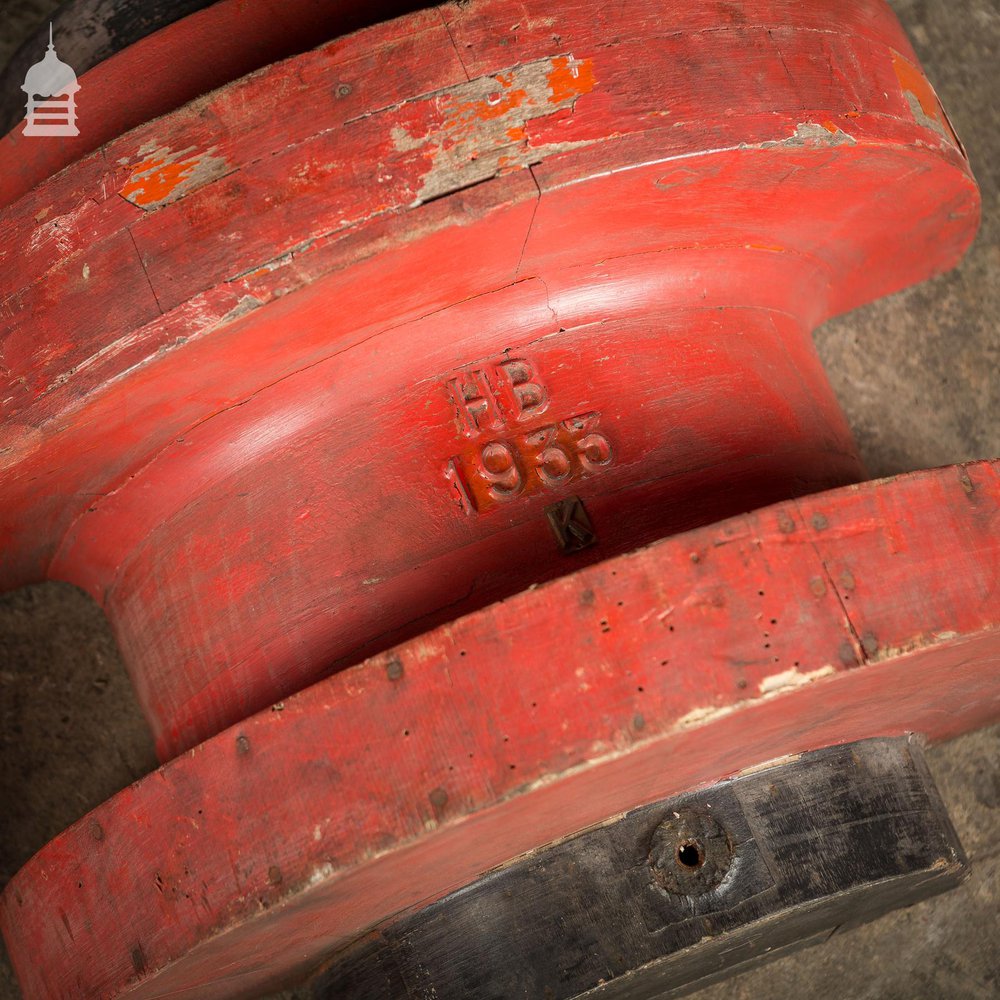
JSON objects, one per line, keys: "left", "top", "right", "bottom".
{"left": 2, "top": 461, "right": 998, "bottom": 999}
{"left": 0, "top": 0, "right": 980, "bottom": 757}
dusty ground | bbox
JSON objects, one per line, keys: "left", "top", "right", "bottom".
{"left": 0, "top": 0, "right": 997, "bottom": 997}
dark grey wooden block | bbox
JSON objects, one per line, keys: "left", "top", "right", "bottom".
{"left": 310, "top": 737, "right": 967, "bottom": 1000}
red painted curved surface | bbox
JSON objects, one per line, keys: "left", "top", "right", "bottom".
{"left": 2, "top": 462, "right": 999, "bottom": 999}
{"left": 0, "top": 0, "right": 981, "bottom": 758}
{"left": 0, "top": 0, "right": 446, "bottom": 208}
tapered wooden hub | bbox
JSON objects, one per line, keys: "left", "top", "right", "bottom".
{"left": 0, "top": 1, "right": 994, "bottom": 998}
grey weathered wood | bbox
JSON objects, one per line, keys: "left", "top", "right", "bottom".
{"left": 310, "top": 737, "right": 967, "bottom": 1000}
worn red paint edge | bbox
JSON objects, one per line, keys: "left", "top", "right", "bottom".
{"left": 2, "top": 461, "right": 998, "bottom": 999}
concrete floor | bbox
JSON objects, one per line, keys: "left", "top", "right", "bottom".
{"left": 0, "top": 1, "right": 998, "bottom": 997}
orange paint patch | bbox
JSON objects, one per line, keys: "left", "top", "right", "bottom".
{"left": 506, "top": 125, "right": 527, "bottom": 142}
{"left": 891, "top": 52, "right": 939, "bottom": 121}
{"left": 474, "top": 88, "right": 528, "bottom": 123}
{"left": 439, "top": 71, "right": 532, "bottom": 141}
{"left": 820, "top": 120, "right": 839, "bottom": 134}
{"left": 120, "top": 156, "right": 196, "bottom": 206}
{"left": 547, "top": 56, "right": 596, "bottom": 105}
{"left": 891, "top": 51, "right": 960, "bottom": 148}
{"left": 119, "top": 146, "right": 230, "bottom": 209}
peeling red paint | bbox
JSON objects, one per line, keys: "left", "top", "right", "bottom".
{"left": 120, "top": 147, "right": 230, "bottom": 209}
{"left": 120, "top": 155, "right": 189, "bottom": 205}
{"left": 391, "top": 56, "right": 599, "bottom": 202}
{"left": 443, "top": 77, "right": 528, "bottom": 133}
{"left": 0, "top": 2, "right": 984, "bottom": 996}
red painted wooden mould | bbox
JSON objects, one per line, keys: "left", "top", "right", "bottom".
{"left": 0, "top": 0, "right": 979, "bottom": 759}
{"left": 0, "top": 0, "right": 994, "bottom": 997}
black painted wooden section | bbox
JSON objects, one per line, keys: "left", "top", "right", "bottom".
{"left": 310, "top": 737, "right": 967, "bottom": 1000}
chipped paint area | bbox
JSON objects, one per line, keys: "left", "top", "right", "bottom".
{"left": 890, "top": 50, "right": 957, "bottom": 147}
{"left": 306, "top": 861, "right": 336, "bottom": 888}
{"left": 760, "top": 122, "right": 856, "bottom": 150}
{"left": 757, "top": 664, "right": 836, "bottom": 694}
{"left": 228, "top": 238, "right": 316, "bottom": 283}
{"left": 392, "top": 55, "right": 596, "bottom": 203}
{"left": 119, "top": 145, "right": 231, "bottom": 210}
{"left": 42, "top": 328, "right": 144, "bottom": 392}
{"left": 675, "top": 665, "right": 837, "bottom": 729}
{"left": 220, "top": 295, "right": 263, "bottom": 324}
{"left": 547, "top": 55, "right": 597, "bottom": 105}
{"left": 26, "top": 199, "right": 95, "bottom": 257}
